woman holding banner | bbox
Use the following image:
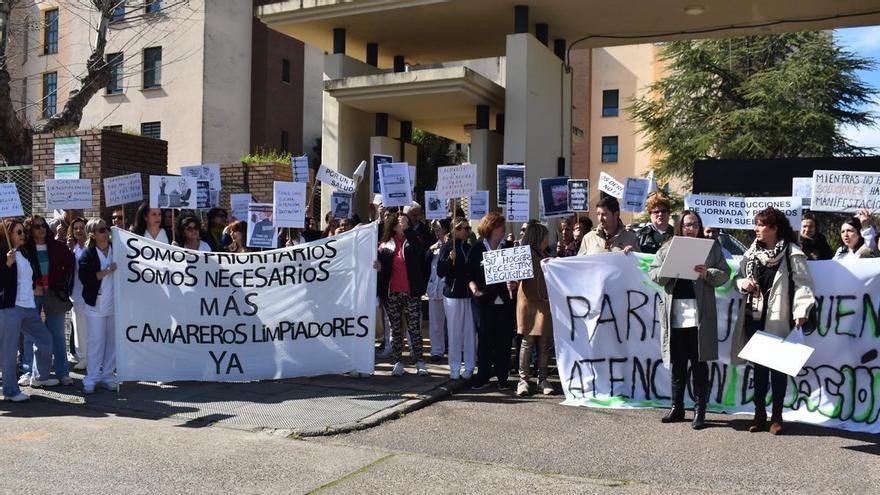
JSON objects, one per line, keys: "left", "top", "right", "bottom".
{"left": 509, "top": 221, "right": 554, "bottom": 397}
{"left": 438, "top": 217, "right": 476, "bottom": 380}
{"left": 133, "top": 202, "right": 169, "bottom": 244}
{"left": 177, "top": 215, "right": 212, "bottom": 252}
{"left": 732, "top": 207, "right": 815, "bottom": 435}
{"left": 1, "top": 219, "right": 56, "bottom": 402}
{"left": 833, "top": 217, "right": 875, "bottom": 259}
{"left": 649, "top": 211, "right": 729, "bottom": 429}
{"left": 79, "top": 219, "right": 119, "bottom": 394}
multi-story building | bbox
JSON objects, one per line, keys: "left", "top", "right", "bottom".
{"left": 5, "top": 0, "right": 321, "bottom": 171}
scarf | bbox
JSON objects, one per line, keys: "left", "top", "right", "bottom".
{"left": 746, "top": 238, "right": 788, "bottom": 281}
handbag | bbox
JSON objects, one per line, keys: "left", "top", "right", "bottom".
{"left": 44, "top": 288, "right": 73, "bottom": 315}
{"left": 787, "top": 246, "right": 818, "bottom": 333}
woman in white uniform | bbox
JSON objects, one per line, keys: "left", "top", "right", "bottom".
{"left": 78, "top": 219, "right": 118, "bottom": 394}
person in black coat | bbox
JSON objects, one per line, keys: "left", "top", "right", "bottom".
{"left": 467, "top": 212, "right": 516, "bottom": 390}
{"left": 377, "top": 211, "right": 428, "bottom": 376}
{"left": 437, "top": 217, "right": 476, "bottom": 380}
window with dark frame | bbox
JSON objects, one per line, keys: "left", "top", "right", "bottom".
{"left": 143, "top": 47, "right": 162, "bottom": 89}
{"left": 601, "top": 136, "right": 618, "bottom": 163}
{"left": 42, "top": 72, "right": 57, "bottom": 118}
{"left": 602, "top": 89, "right": 619, "bottom": 117}
{"left": 282, "top": 58, "right": 290, "bottom": 83}
{"left": 103, "top": 125, "right": 123, "bottom": 132}
{"left": 43, "top": 9, "right": 59, "bottom": 54}
{"left": 145, "top": 0, "right": 162, "bottom": 14}
{"left": 141, "top": 121, "right": 161, "bottom": 140}
{"left": 112, "top": 1, "right": 126, "bottom": 22}
{"left": 281, "top": 130, "right": 289, "bottom": 152}
{"left": 106, "top": 53, "right": 124, "bottom": 94}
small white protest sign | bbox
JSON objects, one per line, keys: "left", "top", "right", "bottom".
{"left": 424, "top": 191, "right": 446, "bottom": 220}
{"left": 482, "top": 245, "right": 534, "bottom": 284}
{"left": 45, "top": 179, "right": 93, "bottom": 210}
{"left": 568, "top": 179, "right": 589, "bottom": 212}
{"left": 810, "top": 169, "right": 880, "bottom": 213}
{"left": 507, "top": 189, "right": 530, "bottom": 222}
{"left": 230, "top": 193, "right": 252, "bottom": 221}
{"left": 792, "top": 177, "right": 813, "bottom": 208}
{"left": 291, "top": 156, "right": 310, "bottom": 183}
{"left": 738, "top": 330, "right": 815, "bottom": 377}
{"left": 181, "top": 164, "right": 221, "bottom": 209}
{"left": 103, "top": 173, "right": 143, "bottom": 207}
{"left": 330, "top": 192, "right": 352, "bottom": 220}
{"left": 685, "top": 194, "right": 802, "bottom": 230}
{"left": 469, "top": 190, "right": 489, "bottom": 219}
{"left": 598, "top": 172, "right": 624, "bottom": 199}
{"left": 273, "top": 181, "right": 307, "bottom": 228}
{"left": 436, "top": 163, "right": 477, "bottom": 200}
{"left": 316, "top": 165, "right": 356, "bottom": 193}
{"left": 246, "top": 203, "right": 277, "bottom": 249}
{"left": 622, "top": 177, "right": 651, "bottom": 212}
{"left": 149, "top": 176, "right": 198, "bottom": 209}
{"left": 0, "top": 183, "right": 24, "bottom": 217}
{"left": 378, "top": 162, "right": 413, "bottom": 208}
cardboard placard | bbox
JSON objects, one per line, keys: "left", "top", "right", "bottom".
{"left": 568, "top": 179, "right": 589, "bottom": 212}
{"left": 0, "top": 183, "right": 24, "bottom": 217}
{"left": 482, "top": 245, "right": 534, "bottom": 284}
{"left": 229, "top": 193, "right": 252, "bottom": 222}
{"left": 330, "top": 192, "right": 353, "bottom": 220}
{"left": 540, "top": 177, "right": 571, "bottom": 219}
{"left": 246, "top": 203, "right": 277, "bottom": 249}
{"left": 272, "top": 181, "right": 307, "bottom": 229}
{"left": 507, "top": 189, "right": 530, "bottom": 222}
{"left": 424, "top": 191, "right": 447, "bottom": 220}
{"left": 497, "top": 164, "right": 525, "bottom": 207}
{"left": 378, "top": 162, "right": 413, "bottom": 208}
{"left": 316, "top": 165, "right": 356, "bottom": 193}
{"left": 372, "top": 154, "right": 393, "bottom": 194}
{"left": 181, "top": 164, "right": 221, "bottom": 209}
{"left": 149, "top": 176, "right": 198, "bottom": 209}
{"left": 810, "top": 170, "right": 880, "bottom": 213}
{"left": 622, "top": 177, "right": 651, "bottom": 213}
{"left": 685, "top": 194, "right": 802, "bottom": 230}
{"left": 598, "top": 172, "right": 624, "bottom": 199}
{"left": 436, "top": 163, "right": 477, "bottom": 200}
{"left": 45, "top": 179, "right": 93, "bottom": 210}
{"left": 103, "top": 173, "right": 143, "bottom": 207}
{"left": 291, "top": 156, "right": 310, "bottom": 184}
{"left": 469, "top": 190, "right": 489, "bottom": 219}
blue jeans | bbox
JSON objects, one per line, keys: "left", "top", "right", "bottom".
{"left": 21, "top": 295, "right": 69, "bottom": 379}
{"left": 2, "top": 306, "right": 53, "bottom": 397}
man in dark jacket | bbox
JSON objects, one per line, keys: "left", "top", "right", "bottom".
{"left": 798, "top": 212, "right": 833, "bottom": 260}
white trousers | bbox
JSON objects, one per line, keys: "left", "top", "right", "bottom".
{"left": 443, "top": 297, "right": 475, "bottom": 373}
{"left": 84, "top": 313, "right": 116, "bottom": 387}
{"left": 71, "top": 302, "right": 88, "bottom": 361}
{"left": 428, "top": 299, "right": 446, "bottom": 356}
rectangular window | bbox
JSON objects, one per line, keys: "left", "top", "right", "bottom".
{"left": 112, "top": 1, "right": 126, "bottom": 22}
{"left": 141, "top": 121, "right": 161, "bottom": 140}
{"left": 104, "top": 125, "right": 123, "bottom": 132}
{"left": 282, "top": 58, "right": 290, "bottom": 83}
{"left": 601, "top": 136, "right": 618, "bottom": 163}
{"left": 145, "top": 0, "right": 162, "bottom": 14}
{"left": 42, "top": 72, "right": 57, "bottom": 118}
{"left": 43, "top": 9, "right": 59, "bottom": 55}
{"left": 143, "top": 47, "right": 162, "bottom": 89}
{"left": 602, "top": 89, "right": 619, "bottom": 117}
{"left": 106, "top": 53, "right": 124, "bottom": 94}
{"left": 280, "top": 130, "right": 289, "bottom": 152}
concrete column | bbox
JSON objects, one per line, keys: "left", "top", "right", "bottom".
{"left": 366, "top": 43, "right": 379, "bottom": 67}
{"left": 393, "top": 55, "right": 406, "bottom": 73}
{"left": 514, "top": 5, "right": 529, "bottom": 34}
{"left": 535, "top": 24, "right": 549, "bottom": 46}
{"left": 375, "top": 113, "right": 389, "bottom": 137}
{"left": 470, "top": 129, "right": 504, "bottom": 211}
{"left": 554, "top": 39, "right": 566, "bottom": 61}
{"left": 476, "top": 105, "right": 490, "bottom": 130}
{"left": 495, "top": 113, "right": 505, "bottom": 135}
{"left": 333, "top": 28, "right": 346, "bottom": 54}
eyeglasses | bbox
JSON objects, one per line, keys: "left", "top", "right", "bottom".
{"left": 112, "top": 215, "right": 123, "bottom": 220}
{"left": 682, "top": 222, "right": 698, "bottom": 228}
{"left": 650, "top": 209, "right": 669, "bottom": 215}
{"left": 96, "top": 227, "right": 109, "bottom": 234}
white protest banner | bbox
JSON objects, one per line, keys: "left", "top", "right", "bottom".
{"left": 424, "top": 191, "right": 446, "bottom": 220}
{"left": 483, "top": 245, "right": 533, "bottom": 284}
{"left": 316, "top": 165, "right": 356, "bottom": 193}
{"left": 539, "top": 177, "right": 570, "bottom": 219}
{"left": 622, "top": 177, "right": 650, "bottom": 212}
{"left": 246, "top": 203, "right": 277, "bottom": 249}
{"left": 113, "top": 225, "right": 377, "bottom": 382}
{"left": 544, "top": 254, "right": 880, "bottom": 433}
{"left": 0, "top": 183, "right": 24, "bottom": 217}
{"left": 810, "top": 169, "right": 880, "bottom": 213}
{"left": 685, "top": 194, "right": 802, "bottom": 230}
{"left": 469, "top": 191, "right": 489, "bottom": 219}
{"left": 372, "top": 154, "right": 393, "bottom": 194}
{"left": 45, "top": 179, "right": 93, "bottom": 210}
{"left": 507, "top": 189, "right": 530, "bottom": 222}
{"left": 436, "top": 163, "right": 477, "bottom": 200}
{"left": 568, "top": 179, "right": 589, "bottom": 212}
{"left": 792, "top": 177, "right": 813, "bottom": 208}
{"left": 330, "top": 192, "right": 352, "bottom": 219}
{"left": 291, "top": 156, "right": 310, "bottom": 184}
{"left": 497, "top": 164, "right": 525, "bottom": 206}
{"left": 273, "top": 181, "right": 307, "bottom": 229}
{"left": 378, "top": 162, "right": 412, "bottom": 208}
{"left": 54, "top": 136, "right": 81, "bottom": 164}
{"left": 149, "top": 176, "right": 198, "bottom": 209}
{"left": 181, "top": 164, "right": 221, "bottom": 209}
{"left": 230, "top": 193, "right": 252, "bottom": 221}
{"left": 103, "top": 173, "right": 143, "bottom": 207}
{"left": 598, "top": 172, "right": 624, "bottom": 199}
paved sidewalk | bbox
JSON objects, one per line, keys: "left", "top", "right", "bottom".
{"left": 18, "top": 354, "right": 465, "bottom": 437}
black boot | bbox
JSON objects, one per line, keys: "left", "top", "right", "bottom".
{"left": 749, "top": 396, "right": 767, "bottom": 433}
{"left": 661, "top": 379, "right": 686, "bottom": 423}
{"left": 692, "top": 381, "right": 707, "bottom": 430}
{"left": 769, "top": 397, "right": 784, "bottom": 435}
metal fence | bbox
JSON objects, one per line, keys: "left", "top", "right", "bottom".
{"left": 1, "top": 164, "right": 33, "bottom": 216}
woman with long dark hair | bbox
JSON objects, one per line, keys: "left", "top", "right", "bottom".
{"left": 132, "top": 202, "right": 169, "bottom": 243}
{"left": 834, "top": 217, "right": 875, "bottom": 259}
{"left": 732, "top": 207, "right": 815, "bottom": 435}
{"left": 649, "top": 211, "right": 729, "bottom": 429}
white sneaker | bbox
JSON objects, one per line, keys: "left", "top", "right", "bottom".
{"left": 516, "top": 380, "right": 531, "bottom": 397}
{"left": 391, "top": 361, "right": 405, "bottom": 376}
{"left": 538, "top": 379, "right": 554, "bottom": 395}
{"left": 462, "top": 369, "right": 473, "bottom": 380}
{"left": 68, "top": 353, "right": 79, "bottom": 364}
{"left": 415, "top": 361, "right": 429, "bottom": 376}
{"left": 17, "top": 372, "right": 32, "bottom": 386}
{"left": 5, "top": 392, "right": 30, "bottom": 402}
{"left": 83, "top": 383, "right": 95, "bottom": 394}
{"left": 60, "top": 376, "right": 74, "bottom": 386}
{"left": 29, "top": 377, "right": 60, "bottom": 388}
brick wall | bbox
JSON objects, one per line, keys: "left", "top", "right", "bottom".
{"left": 219, "top": 162, "right": 293, "bottom": 213}
{"left": 31, "top": 129, "right": 167, "bottom": 223}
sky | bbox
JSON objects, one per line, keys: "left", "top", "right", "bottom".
{"left": 835, "top": 26, "right": 880, "bottom": 151}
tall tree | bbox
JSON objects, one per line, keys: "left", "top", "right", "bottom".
{"left": 630, "top": 32, "right": 877, "bottom": 182}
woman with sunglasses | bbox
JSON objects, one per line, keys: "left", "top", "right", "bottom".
{"left": 18, "top": 215, "right": 75, "bottom": 387}
{"left": 78, "top": 219, "right": 119, "bottom": 393}
{"left": 437, "top": 217, "right": 476, "bottom": 380}
{"left": 636, "top": 194, "right": 674, "bottom": 254}
{"left": 177, "top": 215, "right": 212, "bottom": 252}
{"left": 1, "top": 219, "right": 56, "bottom": 401}
{"left": 649, "top": 210, "right": 729, "bottom": 429}
{"left": 67, "top": 217, "right": 90, "bottom": 371}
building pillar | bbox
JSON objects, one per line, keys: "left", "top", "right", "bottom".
{"left": 393, "top": 55, "right": 406, "bottom": 73}
{"left": 366, "top": 42, "right": 379, "bottom": 67}
{"left": 554, "top": 39, "right": 566, "bottom": 61}
{"left": 333, "top": 28, "right": 346, "bottom": 54}
{"left": 470, "top": 129, "right": 504, "bottom": 213}
{"left": 514, "top": 5, "right": 529, "bottom": 34}
{"left": 375, "top": 113, "right": 389, "bottom": 137}
{"left": 495, "top": 113, "right": 505, "bottom": 135}
{"left": 535, "top": 23, "right": 549, "bottom": 46}
{"left": 476, "top": 105, "right": 490, "bottom": 130}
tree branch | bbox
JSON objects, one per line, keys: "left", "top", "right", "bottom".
{"left": 0, "top": 0, "right": 31, "bottom": 163}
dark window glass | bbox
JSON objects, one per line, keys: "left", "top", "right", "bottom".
{"left": 42, "top": 72, "right": 57, "bottom": 118}
{"left": 112, "top": 1, "right": 126, "bottom": 21}
{"left": 143, "top": 47, "right": 162, "bottom": 89}
{"left": 104, "top": 125, "right": 123, "bottom": 132}
{"left": 281, "top": 130, "right": 289, "bottom": 152}
{"left": 43, "top": 9, "right": 59, "bottom": 54}
{"left": 106, "top": 53, "right": 124, "bottom": 94}
{"left": 146, "top": 0, "right": 162, "bottom": 14}
{"left": 601, "top": 136, "right": 618, "bottom": 163}
{"left": 141, "top": 121, "right": 161, "bottom": 140}
{"left": 602, "top": 89, "right": 619, "bottom": 117}
{"left": 282, "top": 58, "right": 290, "bottom": 83}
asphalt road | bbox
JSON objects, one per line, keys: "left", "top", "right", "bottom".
{"left": 2, "top": 386, "right": 878, "bottom": 494}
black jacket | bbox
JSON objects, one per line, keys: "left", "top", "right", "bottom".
{"left": 0, "top": 251, "right": 39, "bottom": 309}
{"left": 637, "top": 224, "right": 674, "bottom": 254}
{"left": 799, "top": 233, "right": 833, "bottom": 260}
{"left": 468, "top": 239, "right": 514, "bottom": 306}
{"left": 377, "top": 228, "right": 427, "bottom": 298}
{"left": 437, "top": 240, "right": 472, "bottom": 299}
{"left": 78, "top": 246, "right": 106, "bottom": 307}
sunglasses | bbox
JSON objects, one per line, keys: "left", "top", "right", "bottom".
{"left": 96, "top": 227, "right": 109, "bottom": 234}
{"left": 650, "top": 209, "right": 669, "bottom": 215}
{"left": 31, "top": 223, "right": 47, "bottom": 229}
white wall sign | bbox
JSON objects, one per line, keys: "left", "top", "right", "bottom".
{"left": 316, "top": 165, "right": 356, "bottom": 193}
{"left": 622, "top": 177, "right": 651, "bottom": 213}
{"left": 598, "top": 172, "right": 624, "bottom": 199}
{"left": 436, "top": 163, "right": 477, "bottom": 200}
{"left": 568, "top": 179, "right": 589, "bottom": 212}
{"left": 810, "top": 169, "right": 880, "bottom": 213}
{"left": 0, "top": 183, "right": 24, "bottom": 217}
{"left": 103, "top": 173, "right": 143, "bottom": 207}
{"left": 685, "top": 194, "right": 802, "bottom": 230}
{"left": 507, "top": 189, "right": 530, "bottom": 222}
{"left": 45, "top": 179, "right": 93, "bottom": 210}
{"left": 273, "top": 181, "right": 307, "bottom": 229}
{"left": 482, "top": 245, "right": 533, "bottom": 284}
{"left": 468, "top": 190, "right": 489, "bottom": 219}
{"left": 54, "top": 137, "right": 81, "bottom": 165}
{"left": 230, "top": 193, "right": 252, "bottom": 222}
{"left": 378, "top": 162, "right": 413, "bottom": 208}
{"left": 149, "top": 176, "right": 198, "bottom": 209}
